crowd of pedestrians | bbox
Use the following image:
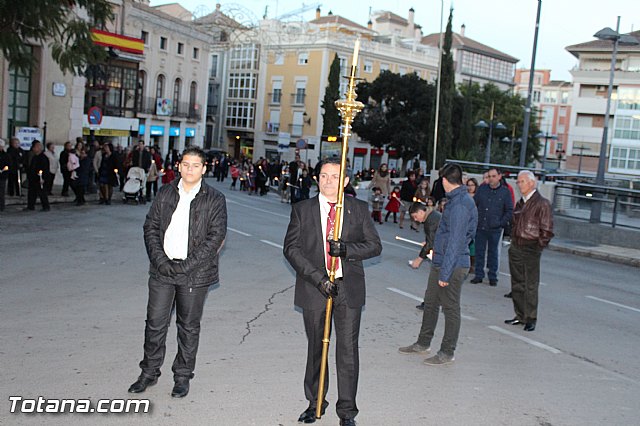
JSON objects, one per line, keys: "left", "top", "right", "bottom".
{"left": 0, "top": 137, "right": 183, "bottom": 211}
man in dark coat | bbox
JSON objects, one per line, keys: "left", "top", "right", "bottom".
{"left": 284, "top": 157, "right": 382, "bottom": 425}
{"left": 6, "top": 137, "right": 24, "bottom": 196}
{"left": 505, "top": 171, "right": 554, "bottom": 332}
{"left": 59, "top": 141, "right": 72, "bottom": 196}
{"left": 128, "top": 146, "right": 227, "bottom": 399}
{"left": 25, "top": 140, "right": 50, "bottom": 211}
{"left": 470, "top": 167, "right": 513, "bottom": 286}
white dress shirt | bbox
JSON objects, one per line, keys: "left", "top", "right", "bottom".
{"left": 163, "top": 179, "right": 201, "bottom": 260}
{"left": 319, "top": 193, "right": 344, "bottom": 278}
{"left": 523, "top": 189, "right": 537, "bottom": 203}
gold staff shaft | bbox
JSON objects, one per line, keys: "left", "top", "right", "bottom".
{"left": 316, "top": 49, "right": 364, "bottom": 419}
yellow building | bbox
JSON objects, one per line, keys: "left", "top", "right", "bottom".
{"left": 246, "top": 8, "right": 439, "bottom": 172}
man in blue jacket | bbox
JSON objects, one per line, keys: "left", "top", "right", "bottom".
{"left": 399, "top": 163, "right": 478, "bottom": 365}
{"left": 470, "top": 167, "right": 513, "bottom": 286}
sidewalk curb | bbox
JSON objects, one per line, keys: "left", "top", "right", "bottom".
{"left": 548, "top": 243, "right": 640, "bottom": 268}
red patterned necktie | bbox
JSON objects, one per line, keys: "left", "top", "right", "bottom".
{"left": 326, "top": 202, "right": 339, "bottom": 270}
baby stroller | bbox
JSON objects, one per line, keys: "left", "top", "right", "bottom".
{"left": 122, "top": 167, "right": 147, "bottom": 204}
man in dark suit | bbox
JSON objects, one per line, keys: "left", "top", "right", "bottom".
{"left": 284, "top": 157, "right": 382, "bottom": 426}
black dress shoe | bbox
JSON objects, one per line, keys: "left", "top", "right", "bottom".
{"left": 340, "top": 419, "right": 356, "bottom": 426}
{"left": 504, "top": 292, "right": 512, "bottom": 298}
{"left": 470, "top": 277, "right": 482, "bottom": 284}
{"left": 489, "top": 280, "right": 498, "bottom": 287}
{"left": 416, "top": 302, "right": 425, "bottom": 310}
{"left": 524, "top": 322, "right": 536, "bottom": 332}
{"left": 171, "top": 378, "right": 190, "bottom": 398}
{"left": 298, "top": 407, "right": 325, "bottom": 423}
{"left": 128, "top": 376, "right": 157, "bottom": 393}
{"left": 504, "top": 318, "right": 523, "bottom": 325}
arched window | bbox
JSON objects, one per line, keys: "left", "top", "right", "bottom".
{"left": 189, "top": 81, "right": 197, "bottom": 106}
{"left": 155, "top": 74, "right": 165, "bottom": 99}
{"left": 173, "top": 78, "right": 182, "bottom": 112}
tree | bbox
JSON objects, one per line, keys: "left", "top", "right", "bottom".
{"left": 321, "top": 53, "right": 341, "bottom": 138}
{"left": 0, "top": 0, "right": 114, "bottom": 74}
{"left": 434, "top": 7, "right": 455, "bottom": 167}
{"left": 353, "top": 71, "right": 435, "bottom": 165}
{"left": 459, "top": 82, "right": 541, "bottom": 165}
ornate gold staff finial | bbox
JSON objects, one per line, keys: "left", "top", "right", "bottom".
{"left": 315, "top": 37, "right": 365, "bottom": 420}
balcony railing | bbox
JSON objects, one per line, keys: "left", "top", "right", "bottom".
{"left": 268, "top": 92, "right": 282, "bottom": 105}
{"left": 265, "top": 122, "right": 280, "bottom": 134}
{"left": 290, "top": 93, "right": 306, "bottom": 106}
{"left": 138, "top": 97, "right": 200, "bottom": 120}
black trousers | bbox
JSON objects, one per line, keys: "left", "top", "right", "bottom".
{"left": 61, "top": 170, "right": 71, "bottom": 195}
{"left": 0, "top": 177, "right": 6, "bottom": 210}
{"left": 71, "top": 180, "right": 85, "bottom": 204}
{"left": 302, "top": 285, "right": 361, "bottom": 420}
{"left": 139, "top": 276, "right": 210, "bottom": 380}
{"left": 146, "top": 180, "right": 158, "bottom": 200}
{"left": 27, "top": 181, "right": 49, "bottom": 210}
{"left": 44, "top": 173, "right": 55, "bottom": 195}
{"left": 417, "top": 266, "right": 467, "bottom": 357}
{"left": 509, "top": 242, "right": 542, "bottom": 323}
{"left": 7, "top": 172, "right": 20, "bottom": 196}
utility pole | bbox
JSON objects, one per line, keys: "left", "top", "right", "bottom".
{"left": 519, "top": 0, "right": 543, "bottom": 167}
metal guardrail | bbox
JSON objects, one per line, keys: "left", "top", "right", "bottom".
{"left": 553, "top": 180, "right": 640, "bottom": 230}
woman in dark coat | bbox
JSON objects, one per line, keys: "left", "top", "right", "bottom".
{"left": 98, "top": 144, "right": 118, "bottom": 205}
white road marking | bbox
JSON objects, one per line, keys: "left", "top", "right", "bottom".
{"left": 226, "top": 198, "right": 291, "bottom": 219}
{"left": 386, "top": 287, "right": 477, "bottom": 321}
{"left": 382, "top": 240, "right": 417, "bottom": 251}
{"left": 387, "top": 287, "right": 422, "bottom": 302}
{"left": 260, "top": 239, "right": 284, "bottom": 249}
{"left": 488, "top": 325, "right": 562, "bottom": 354}
{"left": 585, "top": 295, "right": 640, "bottom": 313}
{"left": 227, "top": 227, "right": 252, "bottom": 237}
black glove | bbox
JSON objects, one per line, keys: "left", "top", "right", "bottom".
{"left": 157, "top": 261, "right": 176, "bottom": 278}
{"left": 328, "top": 239, "right": 347, "bottom": 258}
{"left": 317, "top": 277, "right": 338, "bottom": 298}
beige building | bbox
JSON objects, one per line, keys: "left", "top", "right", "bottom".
{"left": 127, "top": 1, "right": 211, "bottom": 155}
{"left": 249, "top": 8, "right": 439, "bottom": 172}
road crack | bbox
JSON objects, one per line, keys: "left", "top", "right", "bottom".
{"left": 240, "top": 285, "right": 294, "bottom": 344}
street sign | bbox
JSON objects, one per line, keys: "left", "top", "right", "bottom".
{"left": 87, "top": 106, "right": 103, "bottom": 125}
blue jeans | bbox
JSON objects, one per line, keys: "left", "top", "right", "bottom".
{"left": 474, "top": 228, "right": 502, "bottom": 281}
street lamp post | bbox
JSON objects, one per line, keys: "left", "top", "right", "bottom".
{"left": 535, "top": 132, "right": 557, "bottom": 171}
{"left": 475, "top": 102, "right": 506, "bottom": 164}
{"left": 502, "top": 136, "right": 523, "bottom": 164}
{"left": 589, "top": 17, "right": 640, "bottom": 223}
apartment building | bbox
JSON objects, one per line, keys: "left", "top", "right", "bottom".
{"left": 514, "top": 69, "right": 572, "bottom": 170}
{"left": 421, "top": 24, "right": 518, "bottom": 91}
{"left": 565, "top": 31, "right": 640, "bottom": 176}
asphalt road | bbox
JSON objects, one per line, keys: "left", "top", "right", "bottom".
{"left": 1, "top": 178, "right": 638, "bottom": 425}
